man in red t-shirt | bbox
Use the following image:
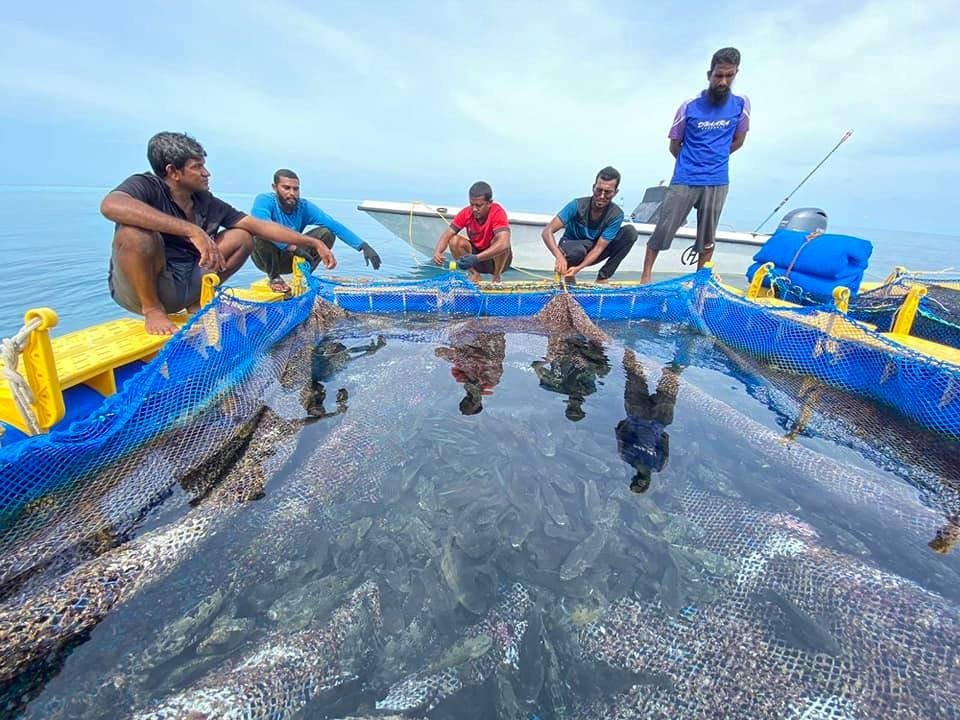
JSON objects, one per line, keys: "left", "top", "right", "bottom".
{"left": 432, "top": 181, "right": 513, "bottom": 282}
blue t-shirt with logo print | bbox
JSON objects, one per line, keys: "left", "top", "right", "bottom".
{"left": 669, "top": 90, "right": 750, "bottom": 186}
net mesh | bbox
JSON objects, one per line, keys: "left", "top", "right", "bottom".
{"left": 0, "top": 282, "right": 956, "bottom": 718}
{"left": 2, "top": 269, "right": 958, "bottom": 570}
{"left": 847, "top": 271, "right": 960, "bottom": 349}
{"left": 0, "top": 282, "right": 345, "bottom": 599}
{"left": 313, "top": 269, "right": 960, "bottom": 439}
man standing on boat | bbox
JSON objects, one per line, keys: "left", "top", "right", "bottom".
{"left": 250, "top": 169, "right": 383, "bottom": 293}
{"left": 101, "top": 132, "right": 336, "bottom": 335}
{"left": 616, "top": 348, "right": 683, "bottom": 493}
{"left": 641, "top": 47, "right": 750, "bottom": 283}
{"left": 432, "top": 181, "right": 513, "bottom": 283}
{"left": 541, "top": 167, "right": 638, "bottom": 283}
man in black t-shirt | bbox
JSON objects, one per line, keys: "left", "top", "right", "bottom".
{"left": 101, "top": 131, "right": 338, "bottom": 334}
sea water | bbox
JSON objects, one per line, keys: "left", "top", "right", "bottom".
{"left": 0, "top": 186, "right": 956, "bottom": 336}
{"left": 1, "top": 311, "right": 957, "bottom": 719}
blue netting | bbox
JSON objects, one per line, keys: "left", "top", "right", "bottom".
{"left": 847, "top": 274, "right": 960, "bottom": 349}
{"left": 313, "top": 269, "right": 960, "bottom": 441}
{"left": 688, "top": 274, "right": 960, "bottom": 440}
{"left": 313, "top": 272, "right": 695, "bottom": 322}
{"left": 0, "top": 280, "right": 320, "bottom": 524}
{"left": 2, "top": 267, "right": 959, "bottom": 541}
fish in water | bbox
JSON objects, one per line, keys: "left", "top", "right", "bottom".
{"left": 20, "top": 327, "right": 439, "bottom": 715}
{"left": 132, "top": 581, "right": 381, "bottom": 720}
{"left": 574, "top": 487, "right": 960, "bottom": 719}
{"left": 375, "top": 583, "right": 532, "bottom": 715}
{"left": 756, "top": 588, "right": 841, "bottom": 657}
{"left": 0, "top": 307, "right": 399, "bottom": 688}
{"left": 0, "top": 406, "right": 284, "bottom": 684}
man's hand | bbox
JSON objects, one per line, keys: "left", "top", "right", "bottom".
{"left": 189, "top": 228, "right": 225, "bottom": 272}
{"left": 457, "top": 253, "right": 479, "bottom": 270}
{"left": 554, "top": 253, "right": 569, "bottom": 275}
{"left": 313, "top": 240, "right": 337, "bottom": 270}
{"left": 359, "top": 242, "right": 381, "bottom": 270}
{"left": 564, "top": 265, "right": 581, "bottom": 280}
{"left": 432, "top": 250, "right": 445, "bottom": 266}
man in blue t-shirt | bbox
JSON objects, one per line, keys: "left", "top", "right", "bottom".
{"left": 641, "top": 47, "right": 750, "bottom": 283}
{"left": 541, "top": 166, "right": 638, "bottom": 283}
{"left": 616, "top": 349, "right": 683, "bottom": 494}
{"left": 250, "top": 169, "right": 382, "bottom": 292}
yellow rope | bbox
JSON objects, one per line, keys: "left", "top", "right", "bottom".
{"left": 0, "top": 317, "right": 43, "bottom": 436}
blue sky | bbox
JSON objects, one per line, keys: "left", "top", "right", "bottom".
{"left": 1, "top": 0, "right": 957, "bottom": 233}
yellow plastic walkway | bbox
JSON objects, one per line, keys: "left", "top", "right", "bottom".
{"left": 0, "top": 275, "right": 288, "bottom": 436}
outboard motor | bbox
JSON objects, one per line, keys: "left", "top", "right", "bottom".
{"left": 630, "top": 185, "right": 673, "bottom": 224}
{"left": 778, "top": 207, "right": 828, "bottom": 234}
{"left": 748, "top": 205, "right": 872, "bottom": 301}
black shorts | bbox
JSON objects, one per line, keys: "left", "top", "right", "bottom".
{"left": 108, "top": 249, "right": 202, "bottom": 314}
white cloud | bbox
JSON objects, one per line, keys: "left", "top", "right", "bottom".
{"left": 0, "top": 1, "right": 957, "bottom": 231}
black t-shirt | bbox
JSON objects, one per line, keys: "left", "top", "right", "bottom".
{"left": 113, "top": 173, "right": 247, "bottom": 262}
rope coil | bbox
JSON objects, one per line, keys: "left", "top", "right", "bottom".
{"left": 0, "top": 317, "right": 43, "bottom": 436}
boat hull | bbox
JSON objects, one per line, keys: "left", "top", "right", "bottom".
{"left": 358, "top": 200, "right": 770, "bottom": 277}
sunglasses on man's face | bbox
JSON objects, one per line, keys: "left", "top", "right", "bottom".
{"left": 593, "top": 186, "right": 617, "bottom": 198}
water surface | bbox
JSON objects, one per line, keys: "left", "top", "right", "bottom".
{"left": 5, "top": 314, "right": 956, "bottom": 719}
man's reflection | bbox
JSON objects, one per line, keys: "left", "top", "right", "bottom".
{"left": 301, "top": 335, "right": 387, "bottom": 419}
{"left": 435, "top": 331, "right": 506, "bottom": 415}
{"left": 532, "top": 334, "right": 611, "bottom": 421}
{"left": 617, "top": 349, "right": 683, "bottom": 493}
{"left": 929, "top": 519, "right": 960, "bottom": 555}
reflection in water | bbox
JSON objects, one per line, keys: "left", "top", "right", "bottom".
{"left": 616, "top": 349, "right": 683, "bottom": 494}
{"left": 930, "top": 520, "right": 960, "bottom": 555}
{"left": 302, "top": 336, "right": 387, "bottom": 419}
{"left": 435, "top": 330, "right": 506, "bottom": 415}
{"left": 717, "top": 345, "right": 960, "bottom": 555}
{"left": 8, "top": 321, "right": 960, "bottom": 719}
{"left": 532, "top": 334, "right": 611, "bottom": 421}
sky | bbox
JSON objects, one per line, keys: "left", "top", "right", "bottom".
{"left": 0, "top": 0, "right": 957, "bottom": 234}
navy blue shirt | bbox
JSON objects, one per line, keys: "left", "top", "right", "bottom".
{"left": 616, "top": 417, "right": 668, "bottom": 472}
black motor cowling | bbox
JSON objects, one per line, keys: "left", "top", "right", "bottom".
{"left": 778, "top": 208, "right": 828, "bottom": 234}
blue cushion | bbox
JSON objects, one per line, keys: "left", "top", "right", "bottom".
{"left": 751, "top": 228, "right": 872, "bottom": 279}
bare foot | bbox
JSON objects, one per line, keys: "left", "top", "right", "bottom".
{"left": 143, "top": 308, "right": 179, "bottom": 335}
{"left": 491, "top": 274, "right": 503, "bottom": 283}
{"left": 596, "top": 277, "right": 609, "bottom": 284}
{"left": 268, "top": 277, "right": 291, "bottom": 293}
{"left": 467, "top": 270, "right": 482, "bottom": 283}
{"left": 640, "top": 273, "right": 652, "bottom": 285}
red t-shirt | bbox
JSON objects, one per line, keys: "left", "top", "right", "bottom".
{"left": 450, "top": 202, "right": 510, "bottom": 251}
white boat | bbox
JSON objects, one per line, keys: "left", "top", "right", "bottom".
{"left": 358, "top": 186, "right": 779, "bottom": 277}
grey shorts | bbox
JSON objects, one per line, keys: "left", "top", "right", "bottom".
{"left": 108, "top": 253, "right": 203, "bottom": 315}
{"left": 646, "top": 184, "right": 729, "bottom": 253}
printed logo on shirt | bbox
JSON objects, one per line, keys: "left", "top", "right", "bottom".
{"left": 695, "top": 119, "right": 732, "bottom": 130}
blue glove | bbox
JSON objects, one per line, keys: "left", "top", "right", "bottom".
{"left": 359, "top": 242, "right": 381, "bottom": 270}
{"left": 457, "top": 253, "right": 479, "bottom": 270}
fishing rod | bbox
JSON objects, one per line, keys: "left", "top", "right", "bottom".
{"left": 754, "top": 129, "right": 854, "bottom": 233}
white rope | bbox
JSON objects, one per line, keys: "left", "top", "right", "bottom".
{"left": 1, "top": 317, "right": 43, "bottom": 436}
